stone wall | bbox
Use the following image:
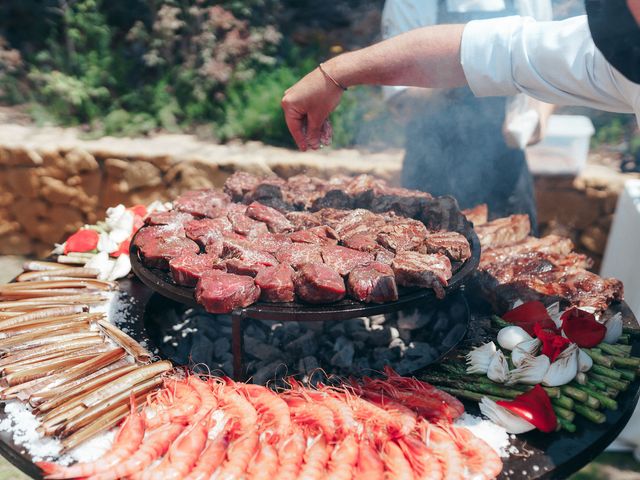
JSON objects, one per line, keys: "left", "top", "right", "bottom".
{"left": 0, "top": 123, "right": 637, "bottom": 268}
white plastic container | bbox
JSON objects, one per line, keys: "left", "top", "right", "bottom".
{"left": 525, "top": 115, "right": 595, "bottom": 175}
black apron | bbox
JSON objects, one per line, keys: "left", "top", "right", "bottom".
{"left": 401, "top": 0, "right": 538, "bottom": 230}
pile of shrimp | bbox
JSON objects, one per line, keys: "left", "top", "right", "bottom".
{"left": 37, "top": 366, "right": 502, "bottom": 480}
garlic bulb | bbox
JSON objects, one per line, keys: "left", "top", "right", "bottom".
{"left": 507, "top": 354, "right": 550, "bottom": 385}
{"left": 542, "top": 343, "right": 579, "bottom": 387}
{"left": 511, "top": 338, "right": 542, "bottom": 368}
{"left": 466, "top": 342, "right": 497, "bottom": 374}
{"left": 578, "top": 348, "right": 593, "bottom": 373}
{"left": 487, "top": 350, "right": 509, "bottom": 383}
{"left": 547, "top": 302, "right": 563, "bottom": 329}
{"left": 479, "top": 397, "right": 536, "bottom": 434}
{"left": 603, "top": 313, "right": 623, "bottom": 344}
{"left": 497, "top": 326, "right": 533, "bottom": 351}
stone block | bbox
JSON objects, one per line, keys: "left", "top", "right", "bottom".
{"left": 536, "top": 190, "right": 601, "bottom": 229}
{"left": 41, "top": 177, "right": 81, "bottom": 205}
{"left": 64, "top": 148, "right": 99, "bottom": 174}
{"left": 0, "top": 147, "right": 43, "bottom": 167}
{"left": 100, "top": 177, "right": 130, "bottom": 208}
{"left": 123, "top": 161, "right": 162, "bottom": 190}
{"left": 0, "top": 191, "right": 15, "bottom": 208}
{"left": 0, "top": 232, "right": 35, "bottom": 255}
{"left": 104, "top": 158, "right": 129, "bottom": 177}
{"left": 5, "top": 168, "right": 40, "bottom": 199}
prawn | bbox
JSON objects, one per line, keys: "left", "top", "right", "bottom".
{"left": 214, "top": 430, "right": 259, "bottom": 480}
{"left": 274, "top": 428, "right": 306, "bottom": 480}
{"left": 325, "top": 434, "right": 359, "bottom": 480}
{"left": 382, "top": 441, "right": 414, "bottom": 480}
{"left": 140, "top": 414, "right": 210, "bottom": 480}
{"left": 37, "top": 396, "right": 145, "bottom": 479}
{"left": 446, "top": 425, "right": 503, "bottom": 480}
{"left": 355, "top": 437, "right": 385, "bottom": 480}
{"left": 358, "top": 385, "right": 417, "bottom": 437}
{"left": 214, "top": 381, "right": 258, "bottom": 437}
{"left": 237, "top": 382, "right": 291, "bottom": 441}
{"left": 292, "top": 379, "right": 358, "bottom": 436}
{"left": 297, "top": 435, "right": 330, "bottom": 480}
{"left": 86, "top": 422, "right": 186, "bottom": 480}
{"left": 187, "top": 376, "right": 218, "bottom": 422}
{"left": 397, "top": 433, "right": 443, "bottom": 480}
{"left": 184, "top": 417, "right": 229, "bottom": 480}
{"left": 283, "top": 394, "right": 335, "bottom": 440}
{"left": 246, "top": 434, "right": 279, "bottom": 480}
{"left": 144, "top": 378, "right": 201, "bottom": 429}
{"left": 421, "top": 422, "right": 465, "bottom": 480}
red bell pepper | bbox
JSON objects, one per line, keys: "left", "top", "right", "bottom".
{"left": 502, "top": 301, "right": 558, "bottom": 337}
{"left": 496, "top": 384, "right": 558, "bottom": 433}
{"left": 561, "top": 307, "right": 606, "bottom": 348}
{"left": 534, "top": 322, "right": 571, "bottom": 362}
{"left": 64, "top": 229, "right": 99, "bottom": 254}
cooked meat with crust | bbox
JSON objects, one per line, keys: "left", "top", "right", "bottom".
{"left": 376, "top": 219, "right": 429, "bottom": 253}
{"left": 462, "top": 204, "right": 488, "bottom": 226}
{"left": 474, "top": 214, "right": 531, "bottom": 249}
{"left": 424, "top": 231, "right": 471, "bottom": 262}
{"left": 480, "top": 235, "right": 574, "bottom": 268}
{"left": 224, "top": 171, "right": 262, "bottom": 201}
{"left": 391, "top": 251, "right": 452, "bottom": 299}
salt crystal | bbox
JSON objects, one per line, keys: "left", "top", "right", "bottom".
{"left": 455, "top": 412, "right": 512, "bottom": 458}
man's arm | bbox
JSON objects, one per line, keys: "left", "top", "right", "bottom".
{"left": 281, "top": 24, "right": 466, "bottom": 151}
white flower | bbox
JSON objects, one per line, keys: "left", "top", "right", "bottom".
{"left": 479, "top": 397, "right": 536, "bottom": 434}
{"left": 497, "top": 326, "right": 533, "bottom": 351}
{"left": 542, "top": 344, "right": 579, "bottom": 387}
{"left": 466, "top": 342, "right": 497, "bottom": 375}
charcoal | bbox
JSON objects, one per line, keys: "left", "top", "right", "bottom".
{"left": 368, "top": 314, "right": 387, "bottom": 328}
{"left": 311, "top": 189, "right": 354, "bottom": 211}
{"left": 367, "top": 326, "right": 393, "bottom": 347}
{"left": 344, "top": 317, "right": 368, "bottom": 334}
{"left": 394, "top": 357, "right": 430, "bottom": 375}
{"left": 389, "top": 337, "right": 407, "bottom": 353}
{"left": 245, "top": 323, "right": 268, "bottom": 343}
{"left": 282, "top": 322, "right": 300, "bottom": 342}
{"left": 220, "top": 359, "right": 233, "bottom": 376}
{"left": 327, "top": 322, "right": 346, "bottom": 339}
{"left": 213, "top": 337, "right": 231, "bottom": 359}
{"left": 190, "top": 334, "right": 215, "bottom": 364}
{"left": 405, "top": 341, "right": 438, "bottom": 360}
{"left": 398, "top": 327, "right": 412, "bottom": 344}
{"left": 252, "top": 360, "right": 284, "bottom": 385}
{"left": 244, "top": 336, "right": 282, "bottom": 361}
{"left": 397, "top": 310, "right": 431, "bottom": 330}
{"left": 330, "top": 337, "right": 355, "bottom": 368}
{"left": 298, "top": 355, "right": 320, "bottom": 374}
{"left": 286, "top": 330, "right": 317, "bottom": 357}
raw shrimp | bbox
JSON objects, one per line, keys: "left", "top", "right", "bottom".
{"left": 37, "top": 396, "right": 145, "bottom": 479}
{"left": 359, "top": 386, "right": 417, "bottom": 437}
{"left": 355, "top": 437, "right": 385, "bottom": 480}
{"left": 297, "top": 435, "right": 331, "bottom": 480}
{"left": 246, "top": 436, "right": 279, "bottom": 480}
{"left": 382, "top": 441, "right": 414, "bottom": 480}
{"left": 447, "top": 426, "right": 503, "bottom": 480}
{"left": 284, "top": 395, "right": 335, "bottom": 440}
{"left": 144, "top": 379, "right": 202, "bottom": 428}
{"left": 86, "top": 422, "right": 186, "bottom": 480}
{"left": 335, "top": 387, "right": 406, "bottom": 439}
{"left": 215, "top": 382, "right": 258, "bottom": 436}
{"left": 292, "top": 380, "right": 358, "bottom": 436}
{"left": 140, "top": 415, "right": 210, "bottom": 480}
{"left": 185, "top": 428, "right": 228, "bottom": 480}
{"left": 398, "top": 434, "right": 443, "bottom": 480}
{"left": 325, "top": 434, "right": 359, "bottom": 480}
{"left": 188, "top": 376, "right": 218, "bottom": 422}
{"left": 215, "top": 430, "right": 259, "bottom": 480}
{"left": 237, "top": 383, "right": 291, "bottom": 441}
{"left": 421, "top": 423, "right": 465, "bottom": 480}
{"left": 274, "top": 428, "right": 306, "bottom": 480}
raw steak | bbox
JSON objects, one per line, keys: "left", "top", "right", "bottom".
{"left": 310, "top": 190, "right": 355, "bottom": 211}
{"left": 391, "top": 251, "right": 452, "bottom": 299}
{"left": 169, "top": 253, "right": 225, "bottom": 287}
{"left": 254, "top": 232, "right": 292, "bottom": 254}
{"left": 135, "top": 233, "right": 199, "bottom": 270}
{"left": 145, "top": 211, "right": 193, "bottom": 227}
{"left": 315, "top": 208, "right": 352, "bottom": 229}
{"left": 341, "top": 233, "right": 379, "bottom": 252}
{"left": 375, "top": 248, "right": 396, "bottom": 265}
{"left": 334, "top": 209, "right": 387, "bottom": 239}
{"left": 290, "top": 226, "right": 339, "bottom": 245}
{"left": 222, "top": 239, "right": 278, "bottom": 276}
{"left": 321, "top": 245, "right": 374, "bottom": 276}
{"left": 174, "top": 189, "right": 230, "bottom": 218}
{"left": 224, "top": 172, "right": 262, "bottom": 201}
{"left": 424, "top": 231, "right": 471, "bottom": 262}
{"left": 195, "top": 271, "right": 261, "bottom": 313}
{"left": 285, "top": 211, "right": 323, "bottom": 230}
{"left": 254, "top": 264, "right": 295, "bottom": 302}
{"left": 184, "top": 218, "right": 229, "bottom": 252}
{"left": 376, "top": 219, "right": 428, "bottom": 253}
{"left": 283, "top": 174, "right": 328, "bottom": 209}
{"left": 347, "top": 262, "right": 398, "bottom": 303}
{"left": 227, "top": 208, "right": 270, "bottom": 239}
{"left": 246, "top": 201, "right": 293, "bottom": 233}
{"left": 275, "top": 243, "right": 323, "bottom": 270}
{"left": 293, "top": 263, "right": 346, "bottom": 304}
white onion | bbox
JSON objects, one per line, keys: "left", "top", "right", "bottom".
{"left": 511, "top": 338, "right": 542, "bottom": 368}
{"left": 546, "top": 302, "right": 563, "bottom": 329}
{"left": 497, "top": 326, "right": 533, "bottom": 351}
{"left": 543, "top": 344, "right": 579, "bottom": 387}
{"left": 479, "top": 397, "right": 536, "bottom": 434}
{"left": 578, "top": 348, "right": 593, "bottom": 373}
{"left": 466, "top": 342, "right": 497, "bottom": 375}
{"left": 603, "top": 313, "right": 623, "bottom": 344}
{"left": 487, "top": 351, "right": 509, "bottom": 383}
{"left": 507, "top": 354, "right": 550, "bottom": 385}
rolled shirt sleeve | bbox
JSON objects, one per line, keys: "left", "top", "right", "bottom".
{"left": 461, "top": 15, "right": 640, "bottom": 122}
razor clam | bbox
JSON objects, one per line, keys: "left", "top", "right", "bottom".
{"left": 0, "top": 337, "right": 103, "bottom": 367}
{"left": 0, "top": 288, "right": 88, "bottom": 300}
{"left": 16, "top": 268, "right": 100, "bottom": 282}
{"left": 0, "top": 321, "right": 92, "bottom": 349}
{"left": 0, "top": 294, "right": 108, "bottom": 309}
{"left": 1, "top": 332, "right": 102, "bottom": 353}
{"left": 96, "top": 318, "right": 152, "bottom": 364}
{"left": 22, "top": 261, "right": 69, "bottom": 272}
{"left": 4, "top": 353, "right": 98, "bottom": 386}
{"left": 0, "top": 307, "right": 90, "bottom": 331}
{"left": 0, "top": 279, "right": 115, "bottom": 291}
{"left": 3, "top": 345, "right": 112, "bottom": 375}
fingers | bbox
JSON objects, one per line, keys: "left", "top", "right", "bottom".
{"left": 305, "top": 115, "right": 325, "bottom": 150}
{"left": 320, "top": 120, "right": 333, "bottom": 146}
{"left": 281, "top": 97, "right": 308, "bottom": 151}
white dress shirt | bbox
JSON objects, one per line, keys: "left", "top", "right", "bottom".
{"left": 461, "top": 15, "right": 640, "bottom": 123}
{"left": 381, "top": 0, "right": 553, "bottom": 98}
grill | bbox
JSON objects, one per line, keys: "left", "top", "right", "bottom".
{"left": 130, "top": 197, "right": 481, "bottom": 380}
